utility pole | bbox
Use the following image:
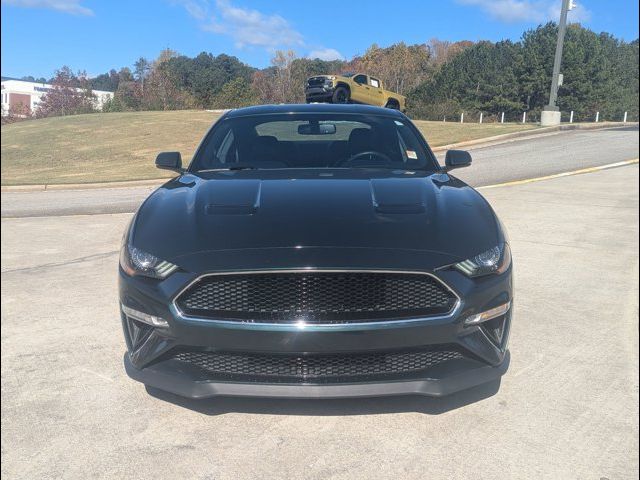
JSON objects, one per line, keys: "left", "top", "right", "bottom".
{"left": 541, "top": 0, "right": 575, "bottom": 126}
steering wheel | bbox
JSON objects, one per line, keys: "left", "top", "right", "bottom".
{"left": 340, "top": 151, "right": 393, "bottom": 167}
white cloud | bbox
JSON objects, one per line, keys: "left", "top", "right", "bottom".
{"left": 1, "top": 0, "right": 93, "bottom": 15}
{"left": 179, "top": 0, "right": 304, "bottom": 50}
{"left": 307, "top": 48, "right": 344, "bottom": 61}
{"left": 177, "top": 1, "right": 346, "bottom": 59}
{"left": 175, "top": 0, "right": 207, "bottom": 20}
{"left": 457, "top": 0, "right": 591, "bottom": 24}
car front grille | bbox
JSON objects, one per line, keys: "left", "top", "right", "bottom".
{"left": 307, "top": 76, "right": 327, "bottom": 87}
{"left": 169, "top": 346, "right": 466, "bottom": 383}
{"left": 174, "top": 271, "right": 458, "bottom": 324}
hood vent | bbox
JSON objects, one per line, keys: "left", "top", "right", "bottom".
{"left": 370, "top": 178, "right": 428, "bottom": 214}
{"left": 203, "top": 180, "right": 261, "bottom": 215}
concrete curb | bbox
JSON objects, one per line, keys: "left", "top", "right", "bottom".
{"left": 1, "top": 177, "right": 170, "bottom": 192}
{"left": 2, "top": 121, "right": 636, "bottom": 192}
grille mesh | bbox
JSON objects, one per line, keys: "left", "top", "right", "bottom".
{"left": 307, "top": 76, "right": 326, "bottom": 87}
{"left": 175, "top": 271, "right": 457, "bottom": 324}
{"left": 170, "top": 347, "right": 465, "bottom": 383}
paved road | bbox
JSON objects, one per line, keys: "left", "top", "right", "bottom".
{"left": 453, "top": 125, "right": 638, "bottom": 186}
{"left": 1, "top": 126, "right": 638, "bottom": 217}
{"left": 1, "top": 165, "right": 638, "bottom": 479}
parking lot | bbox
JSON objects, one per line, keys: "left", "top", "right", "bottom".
{"left": 1, "top": 162, "right": 638, "bottom": 479}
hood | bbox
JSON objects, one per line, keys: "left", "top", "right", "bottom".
{"left": 132, "top": 170, "right": 502, "bottom": 271}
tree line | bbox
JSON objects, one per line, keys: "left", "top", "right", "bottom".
{"left": 411, "top": 23, "right": 638, "bottom": 122}
{"left": 5, "top": 23, "right": 638, "bottom": 123}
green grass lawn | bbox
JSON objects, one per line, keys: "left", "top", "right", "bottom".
{"left": 1, "top": 110, "right": 539, "bottom": 185}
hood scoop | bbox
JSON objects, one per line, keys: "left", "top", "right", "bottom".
{"left": 370, "top": 178, "right": 428, "bottom": 214}
{"left": 203, "top": 179, "right": 261, "bottom": 215}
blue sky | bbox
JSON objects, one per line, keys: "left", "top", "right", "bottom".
{"left": 1, "top": 0, "right": 638, "bottom": 79}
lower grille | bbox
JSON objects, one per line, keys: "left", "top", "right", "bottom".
{"left": 169, "top": 346, "right": 465, "bottom": 383}
{"left": 175, "top": 271, "right": 458, "bottom": 324}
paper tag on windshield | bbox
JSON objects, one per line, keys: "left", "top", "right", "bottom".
{"left": 406, "top": 150, "right": 418, "bottom": 159}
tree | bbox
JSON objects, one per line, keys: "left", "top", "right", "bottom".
{"left": 90, "top": 69, "right": 120, "bottom": 92}
{"left": 104, "top": 81, "right": 142, "bottom": 111}
{"left": 1, "top": 102, "right": 32, "bottom": 124}
{"left": 143, "top": 49, "right": 194, "bottom": 110}
{"left": 25, "top": 24, "right": 638, "bottom": 120}
{"left": 519, "top": 23, "right": 638, "bottom": 121}
{"left": 409, "top": 40, "right": 524, "bottom": 119}
{"left": 355, "top": 42, "right": 432, "bottom": 95}
{"left": 159, "top": 52, "right": 254, "bottom": 108}
{"left": 134, "top": 57, "right": 151, "bottom": 95}
{"left": 252, "top": 68, "right": 278, "bottom": 104}
{"left": 35, "top": 66, "right": 96, "bottom": 118}
{"left": 409, "top": 23, "right": 638, "bottom": 121}
{"left": 427, "top": 39, "right": 474, "bottom": 68}
{"left": 213, "top": 77, "right": 258, "bottom": 108}
{"left": 271, "top": 50, "right": 297, "bottom": 103}
{"left": 118, "top": 67, "right": 135, "bottom": 83}
{"left": 20, "top": 75, "right": 48, "bottom": 84}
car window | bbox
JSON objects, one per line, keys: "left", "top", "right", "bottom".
{"left": 190, "top": 113, "right": 437, "bottom": 172}
{"left": 370, "top": 78, "right": 380, "bottom": 88}
{"left": 256, "top": 120, "right": 368, "bottom": 142}
{"left": 215, "top": 129, "right": 235, "bottom": 163}
{"left": 353, "top": 74, "right": 367, "bottom": 85}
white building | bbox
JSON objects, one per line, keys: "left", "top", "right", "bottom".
{"left": 1, "top": 78, "right": 114, "bottom": 116}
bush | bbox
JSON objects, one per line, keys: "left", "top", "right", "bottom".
{"left": 212, "top": 78, "right": 258, "bottom": 109}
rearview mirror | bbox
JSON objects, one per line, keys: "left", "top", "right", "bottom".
{"left": 444, "top": 150, "right": 472, "bottom": 171}
{"left": 155, "top": 151, "right": 182, "bottom": 172}
{"left": 298, "top": 123, "right": 337, "bottom": 135}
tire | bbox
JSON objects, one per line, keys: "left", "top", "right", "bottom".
{"left": 332, "top": 86, "right": 350, "bottom": 104}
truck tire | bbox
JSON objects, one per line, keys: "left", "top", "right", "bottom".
{"left": 332, "top": 87, "right": 350, "bottom": 104}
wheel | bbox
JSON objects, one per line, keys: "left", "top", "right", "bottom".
{"left": 332, "top": 87, "right": 350, "bottom": 104}
{"left": 385, "top": 100, "right": 400, "bottom": 110}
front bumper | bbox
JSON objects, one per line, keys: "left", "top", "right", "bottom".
{"left": 124, "top": 351, "right": 509, "bottom": 399}
{"left": 305, "top": 85, "right": 334, "bottom": 101}
{"left": 120, "top": 254, "right": 513, "bottom": 399}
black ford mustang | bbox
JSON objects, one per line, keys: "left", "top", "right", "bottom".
{"left": 120, "top": 104, "right": 512, "bottom": 399}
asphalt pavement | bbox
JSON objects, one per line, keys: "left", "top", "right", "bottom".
{"left": 1, "top": 163, "right": 638, "bottom": 479}
{"left": 453, "top": 125, "right": 639, "bottom": 186}
{"left": 1, "top": 126, "right": 638, "bottom": 217}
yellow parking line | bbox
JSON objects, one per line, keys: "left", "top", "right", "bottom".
{"left": 478, "top": 158, "right": 639, "bottom": 190}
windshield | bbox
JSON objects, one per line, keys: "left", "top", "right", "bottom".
{"left": 190, "top": 113, "right": 438, "bottom": 172}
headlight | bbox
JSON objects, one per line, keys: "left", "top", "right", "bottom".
{"left": 119, "top": 244, "right": 178, "bottom": 279}
{"left": 454, "top": 243, "right": 511, "bottom": 278}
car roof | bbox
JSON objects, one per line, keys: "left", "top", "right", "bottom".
{"left": 224, "top": 103, "right": 405, "bottom": 119}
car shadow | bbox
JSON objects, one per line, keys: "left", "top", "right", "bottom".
{"left": 145, "top": 379, "right": 501, "bottom": 416}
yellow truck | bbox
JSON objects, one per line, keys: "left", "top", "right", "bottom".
{"left": 305, "top": 73, "right": 406, "bottom": 112}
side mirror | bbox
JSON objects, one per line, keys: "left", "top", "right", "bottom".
{"left": 155, "top": 152, "right": 182, "bottom": 172}
{"left": 444, "top": 150, "right": 472, "bottom": 171}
